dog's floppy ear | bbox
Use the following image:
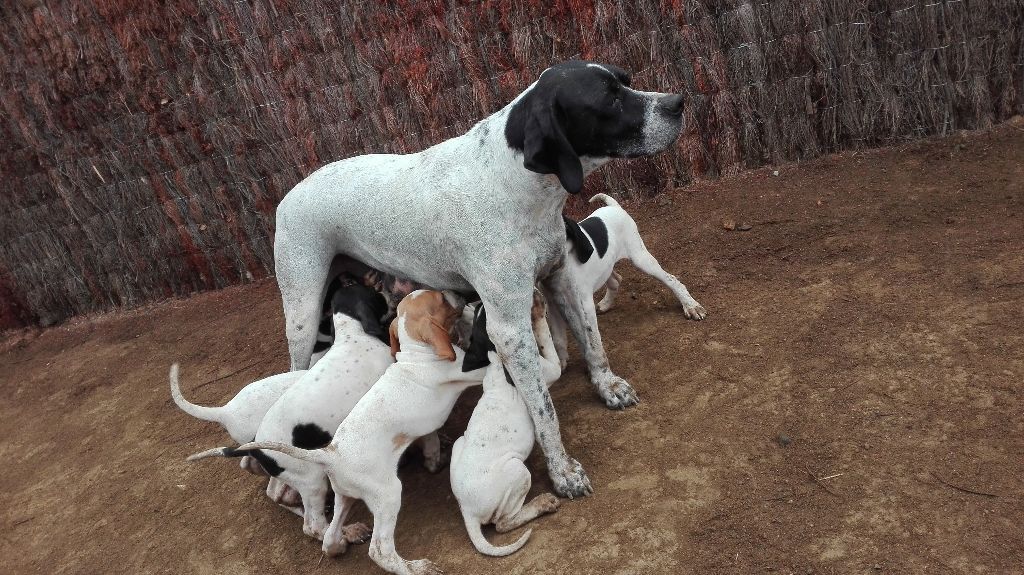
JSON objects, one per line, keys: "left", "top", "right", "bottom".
{"left": 440, "top": 289, "right": 466, "bottom": 312}
{"left": 389, "top": 318, "right": 401, "bottom": 358}
{"left": 462, "top": 305, "right": 495, "bottom": 372}
{"left": 420, "top": 318, "right": 456, "bottom": 362}
{"left": 507, "top": 94, "right": 583, "bottom": 195}
{"left": 563, "top": 215, "right": 594, "bottom": 263}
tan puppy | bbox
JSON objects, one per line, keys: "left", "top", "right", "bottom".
{"left": 240, "top": 289, "right": 484, "bottom": 575}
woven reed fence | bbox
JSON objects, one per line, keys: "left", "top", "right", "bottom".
{"left": 1, "top": 0, "right": 1021, "bottom": 328}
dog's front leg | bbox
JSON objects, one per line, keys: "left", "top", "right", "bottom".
{"left": 543, "top": 262, "right": 639, "bottom": 409}
{"left": 482, "top": 290, "right": 593, "bottom": 498}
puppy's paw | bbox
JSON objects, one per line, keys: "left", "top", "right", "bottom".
{"left": 536, "top": 493, "right": 562, "bottom": 514}
{"left": 407, "top": 559, "right": 444, "bottom": 575}
{"left": 342, "top": 522, "right": 372, "bottom": 544}
{"left": 683, "top": 302, "right": 707, "bottom": 320}
{"left": 551, "top": 458, "right": 593, "bottom": 499}
{"left": 596, "top": 301, "right": 613, "bottom": 314}
{"left": 595, "top": 374, "right": 639, "bottom": 409}
{"left": 322, "top": 538, "right": 349, "bottom": 557}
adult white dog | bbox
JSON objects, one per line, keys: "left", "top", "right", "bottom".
{"left": 273, "top": 60, "right": 684, "bottom": 497}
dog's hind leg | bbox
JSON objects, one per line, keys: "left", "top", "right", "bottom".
{"left": 491, "top": 459, "right": 560, "bottom": 533}
{"left": 275, "top": 237, "right": 332, "bottom": 370}
{"left": 595, "top": 269, "right": 622, "bottom": 313}
{"left": 322, "top": 495, "right": 370, "bottom": 556}
{"left": 363, "top": 480, "right": 442, "bottom": 575}
{"left": 543, "top": 262, "right": 638, "bottom": 410}
{"left": 627, "top": 240, "right": 706, "bottom": 320}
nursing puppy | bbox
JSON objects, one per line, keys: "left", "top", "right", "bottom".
{"left": 552, "top": 193, "right": 707, "bottom": 366}
{"left": 188, "top": 283, "right": 394, "bottom": 541}
{"left": 239, "top": 290, "right": 485, "bottom": 575}
{"left": 450, "top": 294, "right": 563, "bottom": 556}
{"left": 170, "top": 364, "right": 303, "bottom": 480}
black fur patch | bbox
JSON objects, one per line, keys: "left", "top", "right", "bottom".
{"left": 580, "top": 216, "right": 609, "bottom": 258}
{"left": 221, "top": 446, "right": 285, "bottom": 477}
{"left": 330, "top": 283, "right": 389, "bottom": 343}
{"left": 291, "top": 423, "right": 333, "bottom": 449}
{"left": 462, "top": 305, "right": 495, "bottom": 372}
{"left": 563, "top": 215, "right": 595, "bottom": 263}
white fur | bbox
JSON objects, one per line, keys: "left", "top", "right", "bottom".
{"left": 240, "top": 302, "right": 489, "bottom": 575}
{"left": 549, "top": 194, "right": 707, "bottom": 367}
{"left": 449, "top": 307, "right": 563, "bottom": 556}
{"left": 189, "top": 312, "right": 394, "bottom": 541}
{"left": 273, "top": 65, "right": 684, "bottom": 497}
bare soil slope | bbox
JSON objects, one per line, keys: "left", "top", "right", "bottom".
{"left": 2, "top": 122, "right": 1022, "bottom": 575}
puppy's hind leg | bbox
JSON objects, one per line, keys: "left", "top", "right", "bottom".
{"left": 492, "top": 459, "right": 561, "bottom": 534}
{"left": 627, "top": 239, "right": 707, "bottom": 320}
{"left": 364, "top": 480, "right": 442, "bottom": 575}
{"left": 595, "top": 270, "right": 622, "bottom": 314}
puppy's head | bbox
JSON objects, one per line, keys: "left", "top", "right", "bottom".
{"left": 330, "top": 283, "right": 389, "bottom": 343}
{"left": 389, "top": 290, "right": 464, "bottom": 361}
{"left": 505, "top": 60, "right": 684, "bottom": 195}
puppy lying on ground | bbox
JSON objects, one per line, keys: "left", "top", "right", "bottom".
{"left": 553, "top": 193, "right": 708, "bottom": 365}
{"left": 188, "top": 283, "right": 396, "bottom": 541}
{"left": 170, "top": 364, "right": 302, "bottom": 482}
{"left": 450, "top": 293, "right": 563, "bottom": 556}
{"left": 239, "top": 289, "right": 486, "bottom": 575}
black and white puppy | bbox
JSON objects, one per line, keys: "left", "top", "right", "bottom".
{"left": 188, "top": 283, "right": 398, "bottom": 542}
{"left": 555, "top": 193, "right": 707, "bottom": 366}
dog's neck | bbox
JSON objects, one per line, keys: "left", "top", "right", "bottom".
{"left": 332, "top": 313, "right": 374, "bottom": 339}
{"left": 395, "top": 340, "right": 451, "bottom": 364}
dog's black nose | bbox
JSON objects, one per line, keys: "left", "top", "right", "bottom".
{"left": 659, "top": 94, "right": 684, "bottom": 116}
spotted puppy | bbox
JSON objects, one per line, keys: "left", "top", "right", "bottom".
{"left": 450, "top": 293, "right": 563, "bottom": 556}
{"left": 553, "top": 193, "right": 707, "bottom": 366}
{"left": 240, "top": 290, "right": 486, "bottom": 575}
{"left": 188, "top": 283, "right": 398, "bottom": 542}
{"left": 170, "top": 365, "right": 304, "bottom": 504}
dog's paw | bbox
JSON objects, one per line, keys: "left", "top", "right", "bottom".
{"left": 342, "top": 522, "right": 372, "bottom": 544}
{"left": 683, "top": 302, "right": 707, "bottom": 320}
{"left": 407, "top": 559, "right": 444, "bottom": 575}
{"left": 551, "top": 458, "right": 593, "bottom": 499}
{"left": 322, "top": 538, "right": 349, "bottom": 557}
{"left": 536, "top": 493, "right": 562, "bottom": 514}
{"left": 303, "top": 522, "right": 327, "bottom": 541}
{"left": 595, "top": 375, "right": 639, "bottom": 409}
{"left": 596, "top": 300, "right": 613, "bottom": 314}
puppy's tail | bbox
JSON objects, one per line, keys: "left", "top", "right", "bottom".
{"left": 237, "top": 441, "right": 330, "bottom": 467}
{"left": 461, "top": 509, "right": 532, "bottom": 557}
{"left": 169, "top": 363, "right": 224, "bottom": 424}
{"left": 186, "top": 446, "right": 247, "bottom": 461}
{"left": 588, "top": 193, "right": 620, "bottom": 207}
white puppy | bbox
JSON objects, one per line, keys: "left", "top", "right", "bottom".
{"left": 450, "top": 294, "right": 563, "bottom": 556}
{"left": 170, "top": 364, "right": 302, "bottom": 480}
{"left": 552, "top": 193, "right": 708, "bottom": 365}
{"left": 240, "top": 289, "right": 485, "bottom": 575}
{"left": 188, "top": 283, "right": 395, "bottom": 541}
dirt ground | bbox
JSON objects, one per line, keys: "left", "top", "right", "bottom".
{"left": 2, "top": 121, "right": 1023, "bottom": 575}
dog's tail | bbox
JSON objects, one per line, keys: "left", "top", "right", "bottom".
{"left": 237, "top": 441, "right": 330, "bottom": 467}
{"left": 589, "top": 193, "right": 620, "bottom": 207}
{"left": 169, "top": 363, "right": 224, "bottom": 425}
{"left": 461, "top": 509, "right": 532, "bottom": 557}
{"left": 186, "top": 446, "right": 248, "bottom": 461}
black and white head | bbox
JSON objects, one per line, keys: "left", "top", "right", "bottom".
{"left": 330, "top": 283, "right": 390, "bottom": 344}
{"left": 505, "top": 60, "right": 685, "bottom": 195}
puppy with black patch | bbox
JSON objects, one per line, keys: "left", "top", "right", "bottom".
{"left": 450, "top": 292, "right": 563, "bottom": 556}
{"left": 239, "top": 290, "right": 486, "bottom": 575}
{"left": 188, "top": 283, "right": 397, "bottom": 542}
{"left": 553, "top": 193, "right": 707, "bottom": 366}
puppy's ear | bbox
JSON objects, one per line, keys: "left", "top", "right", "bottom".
{"left": 462, "top": 305, "right": 494, "bottom": 372}
{"left": 563, "top": 215, "right": 594, "bottom": 263}
{"left": 508, "top": 96, "right": 583, "bottom": 195}
{"left": 388, "top": 319, "right": 401, "bottom": 358}
{"left": 441, "top": 290, "right": 466, "bottom": 312}
{"left": 423, "top": 319, "right": 456, "bottom": 362}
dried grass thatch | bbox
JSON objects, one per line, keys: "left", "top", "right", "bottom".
{"left": 1, "top": 0, "right": 1021, "bottom": 326}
